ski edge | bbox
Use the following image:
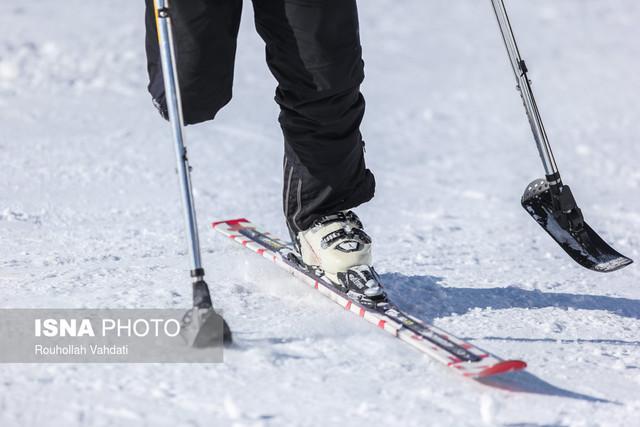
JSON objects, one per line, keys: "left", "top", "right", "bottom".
{"left": 212, "top": 218, "right": 526, "bottom": 379}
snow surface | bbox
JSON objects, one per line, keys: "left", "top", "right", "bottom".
{"left": 1, "top": 0, "right": 639, "bottom": 426}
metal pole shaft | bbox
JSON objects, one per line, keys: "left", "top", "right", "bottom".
{"left": 153, "top": 0, "right": 204, "bottom": 277}
{"left": 490, "top": 0, "right": 560, "bottom": 181}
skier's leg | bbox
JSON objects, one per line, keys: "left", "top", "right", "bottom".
{"left": 252, "top": 0, "right": 376, "bottom": 234}
{"left": 145, "top": 0, "right": 243, "bottom": 125}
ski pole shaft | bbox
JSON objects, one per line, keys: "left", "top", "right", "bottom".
{"left": 490, "top": 0, "right": 561, "bottom": 182}
{"left": 153, "top": 0, "right": 204, "bottom": 279}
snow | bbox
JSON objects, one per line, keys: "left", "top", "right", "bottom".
{"left": 1, "top": 0, "right": 639, "bottom": 426}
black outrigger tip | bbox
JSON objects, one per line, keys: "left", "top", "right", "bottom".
{"left": 522, "top": 178, "right": 633, "bottom": 273}
{"left": 181, "top": 280, "right": 232, "bottom": 348}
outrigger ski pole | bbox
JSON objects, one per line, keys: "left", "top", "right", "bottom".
{"left": 153, "top": 0, "right": 232, "bottom": 345}
{"left": 490, "top": 0, "right": 632, "bottom": 272}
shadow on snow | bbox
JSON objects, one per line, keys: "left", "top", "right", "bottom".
{"left": 476, "top": 370, "right": 615, "bottom": 403}
{"left": 380, "top": 272, "right": 636, "bottom": 403}
{"left": 379, "top": 272, "right": 640, "bottom": 323}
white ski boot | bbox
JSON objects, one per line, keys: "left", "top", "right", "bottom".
{"left": 294, "top": 211, "right": 385, "bottom": 305}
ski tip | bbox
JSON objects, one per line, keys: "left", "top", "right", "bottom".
{"left": 212, "top": 218, "right": 250, "bottom": 229}
{"left": 475, "top": 360, "right": 527, "bottom": 378}
{"left": 593, "top": 256, "right": 633, "bottom": 273}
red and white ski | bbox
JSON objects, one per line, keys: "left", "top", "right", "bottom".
{"left": 212, "top": 218, "right": 526, "bottom": 379}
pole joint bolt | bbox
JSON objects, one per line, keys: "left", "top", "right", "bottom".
{"left": 517, "top": 59, "right": 528, "bottom": 75}
{"left": 190, "top": 268, "right": 205, "bottom": 281}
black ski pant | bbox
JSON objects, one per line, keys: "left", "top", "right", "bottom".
{"left": 145, "top": 0, "right": 375, "bottom": 232}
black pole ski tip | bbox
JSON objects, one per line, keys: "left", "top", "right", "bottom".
{"left": 180, "top": 280, "right": 232, "bottom": 347}
{"left": 521, "top": 178, "right": 633, "bottom": 272}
